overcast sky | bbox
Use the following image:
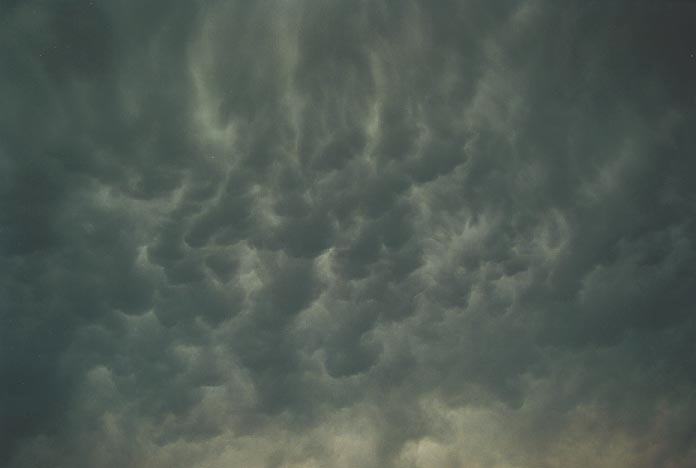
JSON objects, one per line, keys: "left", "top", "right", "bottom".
{"left": 2, "top": 1, "right": 696, "bottom": 467}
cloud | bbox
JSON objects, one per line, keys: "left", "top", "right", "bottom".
{"left": 2, "top": 0, "right": 695, "bottom": 467}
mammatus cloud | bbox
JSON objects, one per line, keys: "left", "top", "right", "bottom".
{"left": 2, "top": 1, "right": 695, "bottom": 467}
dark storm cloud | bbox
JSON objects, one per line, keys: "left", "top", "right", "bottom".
{"left": 2, "top": 0, "right": 696, "bottom": 467}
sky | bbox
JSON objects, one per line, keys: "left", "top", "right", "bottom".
{"left": 1, "top": 1, "right": 696, "bottom": 467}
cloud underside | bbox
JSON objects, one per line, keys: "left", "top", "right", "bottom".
{"left": 2, "top": 1, "right": 696, "bottom": 467}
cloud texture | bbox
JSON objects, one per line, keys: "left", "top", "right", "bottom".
{"left": 2, "top": 1, "right": 696, "bottom": 466}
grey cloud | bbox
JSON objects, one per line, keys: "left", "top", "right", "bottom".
{"left": 2, "top": 0, "right": 696, "bottom": 467}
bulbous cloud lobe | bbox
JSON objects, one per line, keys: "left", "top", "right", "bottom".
{"left": 1, "top": 1, "right": 695, "bottom": 467}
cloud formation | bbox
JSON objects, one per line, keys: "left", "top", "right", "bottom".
{"left": 2, "top": 1, "right": 696, "bottom": 467}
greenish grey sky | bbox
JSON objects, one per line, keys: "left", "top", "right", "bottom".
{"left": 1, "top": 1, "right": 695, "bottom": 467}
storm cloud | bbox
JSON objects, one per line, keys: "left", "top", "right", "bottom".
{"left": 2, "top": 1, "right": 696, "bottom": 467}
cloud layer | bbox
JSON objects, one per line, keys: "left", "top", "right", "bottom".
{"left": 2, "top": 1, "right": 696, "bottom": 467}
